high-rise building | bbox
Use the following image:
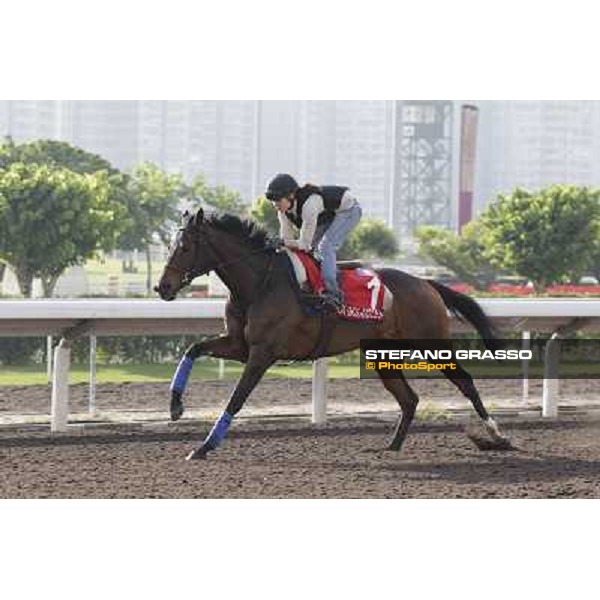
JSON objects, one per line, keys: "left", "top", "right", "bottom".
{"left": 0, "top": 100, "right": 141, "bottom": 168}
{"left": 296, "top": 100, "right": 336, "bottom": 184}
{"left": 331, "top": 100, "right": 394, "bottom": 222}
{"left": 137, "top": 100, "right": 258, "bottom": 199}
{"left": 259, "top": 100, "right": 394, "bottom": 222}
{"left": 256, "top": 101, "right": 302, "bottom": 192}
{"left": 0, "top": 100, "right": 259, "bottom": 199}
{"left": 474, "top": 100, "right": 600, "bottom": 214}
{"left": 69, "top": 101, "right": 140, "bottom": 169}
{"left": 0, "top": 100, "right": 62, "bottom": 140}
{"left": 4, "top": 100, "right": 600, "bottom": 249}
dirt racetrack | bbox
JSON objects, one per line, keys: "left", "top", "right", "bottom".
{"left": 2, "top": 415, "right": 600, "bottom": 498}
{"left": 2, "top": 378, "right": 600, "bottom": 498}
{"left": 1, "top": 376, "right": 600, "bottom": 418}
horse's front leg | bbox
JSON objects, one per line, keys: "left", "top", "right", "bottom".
{"left": 170, "top": 335, "right": 247, "bottom": 421}
{"left": 186, "top": 345, "right": 275, "bottom": 460}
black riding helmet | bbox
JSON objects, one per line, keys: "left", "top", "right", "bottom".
{"left": 265, "top": 173, "right": 298, "bottom": 202}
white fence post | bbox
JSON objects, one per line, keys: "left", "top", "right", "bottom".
{"left": 522, "top": 330, "right": 530, "bottom": 402}
{"left": 46, "top": 335, "right": 53, "bottom": 382}
{"left": 312, "top": 358, "right": 328, "bottom": 424}
{"left": 542, "top": 333, "right": 560, "bottom": 417}
{"left": 51, "top": 339, "right": 71, "bottom": 432}
{"left": 89, "top": 335, "right": 97, "bottom": 414}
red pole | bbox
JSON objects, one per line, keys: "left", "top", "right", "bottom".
{"left": 458, "top": 104, "right": 479, "bottom": 232}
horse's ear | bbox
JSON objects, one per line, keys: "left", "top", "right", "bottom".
{"left": 193, "top": 207, "right": 204, "bottom": 226}
{"left": 181, "top": 210, "right": 190, "bottom": 225}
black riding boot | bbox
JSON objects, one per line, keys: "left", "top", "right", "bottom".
{"left": 320, "top": 290, "right": 343, "bottom": 311}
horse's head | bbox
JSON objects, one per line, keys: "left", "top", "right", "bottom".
{"left": 154, "top": 208, "right": 216, "bottom": 301}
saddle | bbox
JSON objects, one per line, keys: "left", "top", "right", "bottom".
{"left": 284, "top": 249, "right": 389, "bottom": 322}
{"left": 338, "top": 260, "right": 370, "bottom": 270}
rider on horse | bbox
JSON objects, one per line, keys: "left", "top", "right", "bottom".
{"left": 265, "top": 173, "right": 363, "bottom": 310}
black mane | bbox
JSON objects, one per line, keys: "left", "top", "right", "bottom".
{"left": 207, "top": 213, "right": 276, "bottom": 253}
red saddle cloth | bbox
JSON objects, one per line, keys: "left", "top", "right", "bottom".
{"left": 293, "top": 251, "right": 386, "bottom": 321}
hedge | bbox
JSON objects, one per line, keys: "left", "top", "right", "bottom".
{"left": 0, "top": 335, "right": 205, "bottom": 366}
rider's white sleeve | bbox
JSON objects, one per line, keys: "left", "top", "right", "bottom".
{"left": 278, "top": 211, "right": 296, "bottom": 243}
{"left": 298, "top": 195, "right": 324, "bottom": 251}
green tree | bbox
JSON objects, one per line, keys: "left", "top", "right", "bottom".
{"left": 118, "top": 163, "right": 187, "bottom": 294}
{"left": 339, "top": 219, "right": 398, "bottom": 261}
{"left": 0, "top": 193, "right": 6, "bottom": 287}
{"left": 248, "top": 195, "right": 279, "bottom": 235}
{"left": 415, "top": 221, "right": 500, "bottom": 290}
{"left": 0, "top": 138, "right": 128, "bottom": 215}
{"left": 0, "top": 163, "right": 126, "bottom": 297}
{"left": 189, "top": 174, "right": 246, "bottom": 216}
{"left": 589, "top": 237, "right": 600, "bottom": 283}
{"left": 480, "top": 185, "right": 600, "bottom": 291}
{"left": 0, "top": 137, "right": 117, "bottom": 175}
{"left": 0, "top": 136, "right": 131, "bottom": 263}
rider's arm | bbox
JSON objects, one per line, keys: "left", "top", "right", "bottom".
{"left": 298, "top": 194, "right": 324, "bottom": 251}
{"left": 278, "top": 211, "right": 296, "bottom": 244}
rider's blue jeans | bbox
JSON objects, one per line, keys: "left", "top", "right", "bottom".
{"left": 312, "top": 204, "right": 362, "bottom": 295}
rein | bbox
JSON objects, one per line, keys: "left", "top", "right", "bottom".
{"left": 168, "top": 220, "right": 335, "bottom": 365}
{"left": 170, "top": 225, "right": 277, "bottom": 301}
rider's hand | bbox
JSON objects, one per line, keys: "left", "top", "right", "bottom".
{"left": 284, "top": 240, "right": 300, "bottom": 250}
{"left": 269, "top": 238, "right": 285, "bottom": 251}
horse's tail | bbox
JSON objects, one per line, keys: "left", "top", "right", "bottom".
{"left": 426, "top": 279, "right": 501, "bottom": 352}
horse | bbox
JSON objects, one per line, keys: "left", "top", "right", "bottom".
{"left": 155, "top": 208, "right": 513, "bottom": 460}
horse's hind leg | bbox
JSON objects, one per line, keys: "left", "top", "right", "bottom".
{"left": 377, "top": 370, "right": 419, "bottom": 452}
{"left": 442, "top": 363, "right": 514, "bottom": 450}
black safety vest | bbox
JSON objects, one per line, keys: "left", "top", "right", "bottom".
{"left": 285, "top": 185, "right": 349, "bottom": 229}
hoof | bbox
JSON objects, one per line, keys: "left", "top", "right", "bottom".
{"left": 467, "top": 433, "right": 517, "bottom": 452}
{"left": 490, "top": 437, "right": 517, "bottom": 451}
{"left": 186, "top": 446, "right": 209, "bottom": 461}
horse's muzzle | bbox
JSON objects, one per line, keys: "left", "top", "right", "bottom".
{"left": 154, "top": 282, "right": 176, "bottom": 301}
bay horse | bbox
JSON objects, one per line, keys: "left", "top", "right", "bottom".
{"left": 155, "top": 209, "right": 512, "bottom": 460}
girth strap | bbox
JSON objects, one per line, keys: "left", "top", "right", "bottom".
{"left": 307, "top": 311, "right": 338, "bottom": 360}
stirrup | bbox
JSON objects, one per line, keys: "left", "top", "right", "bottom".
{"left": 320, "top": 291, "right": 343, "bottom": 311}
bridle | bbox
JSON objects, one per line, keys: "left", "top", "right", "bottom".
{"left": 165, "top": 222, "right": 277, "bottom": 299}
{"left": 164, "top": 226, "right": 212, "bottom": 288}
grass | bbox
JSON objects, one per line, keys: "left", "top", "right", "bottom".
{"left": 0, "top": 361, "right": 362, "bottom": 385}
{"left": 3, "top": 358, "right": 599, "bottom": 386}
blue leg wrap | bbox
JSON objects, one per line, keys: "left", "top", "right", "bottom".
{"left": 170, "top": 355, "right": 194, "bottom": 396}
{"left": 203, "top": 411, "right": 233, "bottom": 450}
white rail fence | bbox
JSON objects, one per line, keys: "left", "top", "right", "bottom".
{"left": 1, "top": 298, "right": 599, "bottom": 432}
